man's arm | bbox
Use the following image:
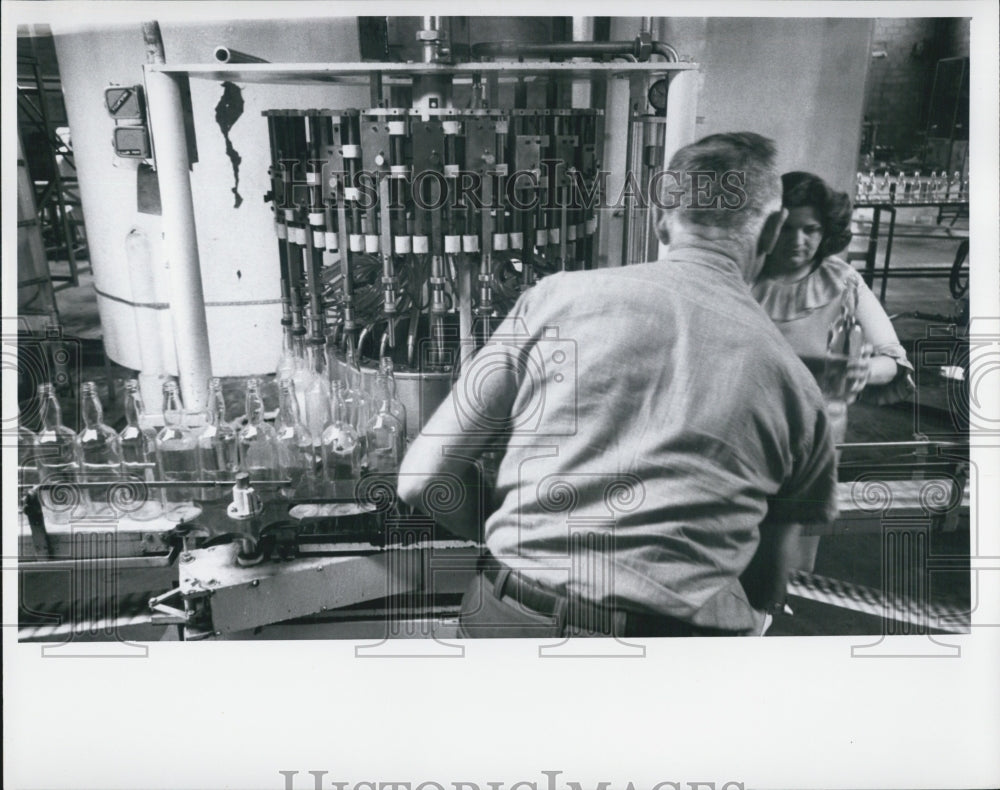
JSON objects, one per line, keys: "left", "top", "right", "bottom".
{"left": 740, "top": 519, "right": 803, "bottom": 611}
{"left": 397, "top": 330, "right": 526, "bottom": 540}
{"left": 742, "top": 404, "right": 839, "bottom": 610}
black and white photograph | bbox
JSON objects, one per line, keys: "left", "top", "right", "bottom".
{"left": 4, "top": 2, "right": 999, "bottom": 788}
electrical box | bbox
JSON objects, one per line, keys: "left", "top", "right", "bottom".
{"left": 104, "top": 85, "right": 145, "bottom": 120}
{"left": 112, "top": 125, "right": 151, "bottom": 159}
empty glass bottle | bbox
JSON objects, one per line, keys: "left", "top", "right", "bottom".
{"left": 303, "top": 338, "right": 331, "bottom": 441}
{"left": 379, "top": 356, "right": 407, "bottom": 439}
{"left": 77, "top": 381, "right": 123, "bottom": 516}
{"left": 238, "top": 377, "right": 279, "bottom": 483}
{"left": 156, "top": 379, "right": 199, "bottom": 512}
{"left": 275, "top": 322, "right": 298, "bottom": 382}
{"left": 365, "top": 374, "right": 405, "bottom": 474}
{"left": 276, "top": 377, "right": 315, "bottom": 495}
{"left": 823, "top": 279, "right": 869, "bottom": 415}
{"left": 290, "top": 330, "right": 313, "bottom": 420}
{"left": 33, "top": 382, "right": 81, "bottom": 524}
{"left": 321, "top": 379, "right": 363, "bottom": 490}
{"left": 197, "top": 377, "right": 239, "bottom": 500}
{"left": 19, "top": 423, "right": 38, "bottom": 488}
{"left": 342, "top": 347, "right": 371, "bottom": 450}
{"left": 119, "top": 379, "right": 161, "bottom": 519}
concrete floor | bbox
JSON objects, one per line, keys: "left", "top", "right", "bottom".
{"left": 28, "top": 215, "right": 973, "bottom": 638}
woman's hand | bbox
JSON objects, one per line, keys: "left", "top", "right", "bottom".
{"left": 821, "top": 343, "right": 872, "bottom": 403}
{"left": 845, "top": 343, "right": 873, "bottom": 404}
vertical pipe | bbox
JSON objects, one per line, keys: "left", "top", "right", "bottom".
{"left": 658, "top": 69, "right": 699, "bottom": 260}
{"left": 144, "top": 64, "right": 213, "bottom": 410}
{"left": 421, "top": 16, "right": 439, "bottom": 64}
{"left": 571, "top": 17, "right": 595, "bottom": 109}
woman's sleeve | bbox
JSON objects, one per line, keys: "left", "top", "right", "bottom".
{"left": 853, "top": 275, "right": 915, "bottom": 405}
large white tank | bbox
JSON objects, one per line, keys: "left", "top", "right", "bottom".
{"left": 52, "top": 18, "right": 367, "bottom": 400}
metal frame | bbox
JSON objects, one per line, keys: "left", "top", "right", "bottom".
{"left": 17, "top": 53, "right": 89, "bottom": 291}
{"left": 141, "top": 58, "right": 700, "bottom": 409}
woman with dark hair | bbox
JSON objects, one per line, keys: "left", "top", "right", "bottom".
{"left": 753, "top": 171, "right": 914, "bottom": 570}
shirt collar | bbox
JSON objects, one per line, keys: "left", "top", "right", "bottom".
{"left": 662, "top": 241, "right": 752, "bottom": 282}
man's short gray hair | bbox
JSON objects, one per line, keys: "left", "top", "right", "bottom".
{"left": 657, "top": 132, "right": 782, "bottom": 239}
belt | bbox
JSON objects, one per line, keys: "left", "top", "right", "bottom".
{"left": 477, "top": 553, "right": 734, "bottom": 637}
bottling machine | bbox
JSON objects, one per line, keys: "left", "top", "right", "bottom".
{"left": 19, "top": 16, "right": 707, "bottom": 641}
{"left": 17, "top": 17, "right": 970, "bottom": 642}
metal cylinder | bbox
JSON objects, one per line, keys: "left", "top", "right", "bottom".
{"left": 213, "top": 46, "right": 269, "bottom": 64}
{"left": 144, "top": 67, "right": 213, "bottom": 410}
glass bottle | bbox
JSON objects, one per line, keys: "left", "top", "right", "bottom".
{"left": 303, "top": 338, "right": 331, "bottom": 441}
{"left": 238, "top": 377, "right": 279, "bottom": 483}
{"left": 276, "top": 377, "right": 315, "bottom": 495}
{"left": 290, "top": 330, "right": 313, "bottom": 419}
{"left": 155, "top": 379, "right": 199, "bottom": 511}
{"left": 342, "top": 347, "right": 371, "bottom": 447}
{"left": 379, "top": 355, "right": 407, "bottom": 439}
{"left": 876, "top": 171, "right": 889, "bottom": 199}
{"left": 365, "top": 374, "right": 405, "bottom": 474}
{"left": 823, "top": 279, "right": 868, "bottom": 406}
{"left": 19, "top": 423, "right": 38, "bottom": 488}
{"left": 33, "top": 382, "right": 81, "bottom": 524}
{"left": 197, "top": 377, "right": 238, "bottom": 500}
{"left": 77, "top": 381, "right": 123, "bottom": 516}
{"left": 276, "top": 322, "right": 297, "bottom": 382}
{"left": 119, "top": 379, "right": 161, "bottom": 519}
{"left": 321, "top": 379, "right": 363, "bottom": 490}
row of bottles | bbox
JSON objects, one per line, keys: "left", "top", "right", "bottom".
{"left": 19, "top": 361, "right": 408, "bottom": 523}
{"left": 273, "top": 322, "right": 408, "bottom": 476}
{"left": 853, "top": 170, "right": 968, "bottom": 204}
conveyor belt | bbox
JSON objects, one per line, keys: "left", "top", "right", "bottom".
{"left": 18, "top": 591, "right": 157, "bottom": 642}
{"left": 787, "top": 570, "right": 970, "bottom": 634}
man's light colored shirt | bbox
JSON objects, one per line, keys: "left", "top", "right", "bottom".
{"left": 449, "top": 245, "right": 838, "bottom": 632}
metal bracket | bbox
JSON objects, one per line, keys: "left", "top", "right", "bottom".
{"left": 148, "top": 586, "right": 191, "bottom": 624}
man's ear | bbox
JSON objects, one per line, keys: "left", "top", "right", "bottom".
{"left": 652, "top": 205, "right": 670, "bottom": 245}
{"left": 756, "top": 207, "right": 787, "bottom": 257}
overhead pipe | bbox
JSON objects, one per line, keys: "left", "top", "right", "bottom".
{"left": 213, "top": 46, "right": 269, "bottom": 64}
{"left": 471, "top": 35, "right": 678, "bottom": 62}
{"left": 651, "top": 41, "right": 680, "bottom": 62}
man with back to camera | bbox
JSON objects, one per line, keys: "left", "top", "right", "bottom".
{"left": 397, "top": 132, "right": 839, "bottom": 637}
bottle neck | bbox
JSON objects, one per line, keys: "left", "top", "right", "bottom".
{"left": 82, "top": 387, "right": 104, "bottom": 428}
{"left": 307, "top": 341, "right": 327, "bottom": 376}
{"left": 39, "top": 388, "right": 63, "bottom": 431}
{"left": 331, "top": 382, "right": 349, "bottom": 423}
{"left": 292, "top": 333, "right": 306, "bottom": 362}
{"left": 123, "top": 386, "right": 142, "bottom": 427}
{"left": 162, "top": 385, "right": 184, "bottom": 427}
{"left": 372, "top": 376, "right": 392, "bottom": 412}
{"left": 379, "top": 357, "right": 397, "bottom": 396}
{"left": 246, "top": 385, "right": 265, "bottom": 425}
{"left": 206, "top": 386, "right": 227, "bottom": 426}
{"left": 278, "top": 382, "right": 301, "bottom": 424}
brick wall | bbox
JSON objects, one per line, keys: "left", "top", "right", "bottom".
{"left": 863, "top": 17, "right": 970, "bottom": 162}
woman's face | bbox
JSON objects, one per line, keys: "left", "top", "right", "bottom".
{"left": 768, "top": 206, "right": 824, "bottom": 277}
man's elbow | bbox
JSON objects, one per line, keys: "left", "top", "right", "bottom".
{"left": 397, "top": 443, "right": 430, "bottom": 508}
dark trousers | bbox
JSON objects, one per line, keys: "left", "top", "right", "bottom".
{"left": 457, "top": 565, "right": 747, "bottom": 638}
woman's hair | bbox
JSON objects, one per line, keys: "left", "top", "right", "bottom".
{"left": 781, "top": 171, "right": 853, "bottom": 259}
